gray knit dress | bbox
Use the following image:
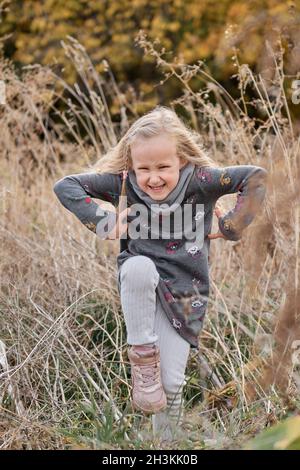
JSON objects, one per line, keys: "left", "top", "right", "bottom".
{"left": 53, "top": 163, "right": 268, "bottom": 350}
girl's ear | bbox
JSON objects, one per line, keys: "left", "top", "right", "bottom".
{"left": 127, "top": 156, "right": 133, "bottom": 170}
{"left": 179, "top": 158, "right": 187, "bottom": 169}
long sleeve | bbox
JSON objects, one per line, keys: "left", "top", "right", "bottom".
{"left": 53, "top": 171, "right": 122, "bottom": 238}
{"left": 197, "top": 165, "right": 268, "bottom": 241}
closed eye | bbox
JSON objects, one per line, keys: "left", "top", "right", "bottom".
{"left": 138, "top": 166, "right": 170, "bottom": 169}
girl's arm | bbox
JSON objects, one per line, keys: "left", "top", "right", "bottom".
{"left": 199, "top": 165, "right": 268, "bottom": 241}
{"left": 53, "top": 172, "right": 122, "bottom": 239}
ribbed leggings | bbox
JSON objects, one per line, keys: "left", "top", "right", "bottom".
{"left": 119, "top": 255, "right": 190, "bottom": 441}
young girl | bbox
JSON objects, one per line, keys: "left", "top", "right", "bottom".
{"left": 53, "top": 106, "right": 268, "bottom": 443}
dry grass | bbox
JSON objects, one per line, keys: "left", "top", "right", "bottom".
{"left": 0, "top": 31, "right": 299, "bottom": 450}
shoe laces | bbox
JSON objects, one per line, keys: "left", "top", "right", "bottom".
{"left": 136, "top": 361, "right": 160, "bottom": 387}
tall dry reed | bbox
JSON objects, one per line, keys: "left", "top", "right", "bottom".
{"left": 0, "top": 31, "right": 299, "bottom": 449}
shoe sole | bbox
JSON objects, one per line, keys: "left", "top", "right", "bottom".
{"left": 132, "top": 400, "right": 167, "bottom": 415}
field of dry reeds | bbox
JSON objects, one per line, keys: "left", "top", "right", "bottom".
{"left": 0, "top": 32, "right": 299, "bottom": 450}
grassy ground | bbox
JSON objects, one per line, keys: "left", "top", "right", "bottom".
{"left": 0, "top": 35, "right": 299, "bottom": 449}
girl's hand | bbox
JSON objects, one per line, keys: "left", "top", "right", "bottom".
{"left": 208, "top": 206, "right": 227, "bottom": 240}
{"left": 106, "top": 206, "right": 131, "bottom": 240}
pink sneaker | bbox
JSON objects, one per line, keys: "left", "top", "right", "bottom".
{"left": 128, "top": 344, "right": 167, "bottom": 414}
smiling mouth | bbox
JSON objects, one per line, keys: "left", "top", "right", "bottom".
{"left": 149, "top": 184, "right": 166, "bottom": 191}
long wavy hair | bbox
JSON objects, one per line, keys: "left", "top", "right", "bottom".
{"left": 86, "top": 106, "right": 218, "bottom": 215}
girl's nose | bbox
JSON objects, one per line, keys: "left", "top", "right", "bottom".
{"left": 149, "top": 178, "right": 160, "bottom": 183}
{"left": 149, "top": 174, "right": 162, "bottom": 184}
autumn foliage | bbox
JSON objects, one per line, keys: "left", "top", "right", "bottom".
{"left": 1, "top": 0, "right": 299, "bottom": 111}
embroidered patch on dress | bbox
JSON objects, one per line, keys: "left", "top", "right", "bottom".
{"left": 172, "top": 318, "right": 182, "bottom": 329}
{"left": 187, "top": 245, "right": 202, "bottom": 258}
{"left": 196, "top": 168, "right": 212, "bottom": 183}
{"left": 191, "top": 271, "right": 202, "bottom": 287}
{"left": 191, "top": 299, "right": 204, "bottom": 308}
{"left": 166, "top": 241, "right": 180, "bottom": 254}
{"left": 223, "top": 218, "right": 235, "bottom": 231}
{"left": 184, "top": 194, "right": 197, "bottom": 204}
{"left": 220, "top": 172, "right": 231, "bottom": 186}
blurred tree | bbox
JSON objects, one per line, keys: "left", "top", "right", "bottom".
{"left": 1, "top": 0, "right": 299, "bottom": 117}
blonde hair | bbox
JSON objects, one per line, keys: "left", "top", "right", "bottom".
{"left": 87, "top": 106, "right": 217, "bottom": 214}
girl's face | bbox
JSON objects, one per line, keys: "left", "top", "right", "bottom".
{"left": 130, "top": 134, "right": 186, "bottom": 200}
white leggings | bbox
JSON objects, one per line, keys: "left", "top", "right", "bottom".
{"left": 119, "top": 255, "right": 191, "bottom": 441}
